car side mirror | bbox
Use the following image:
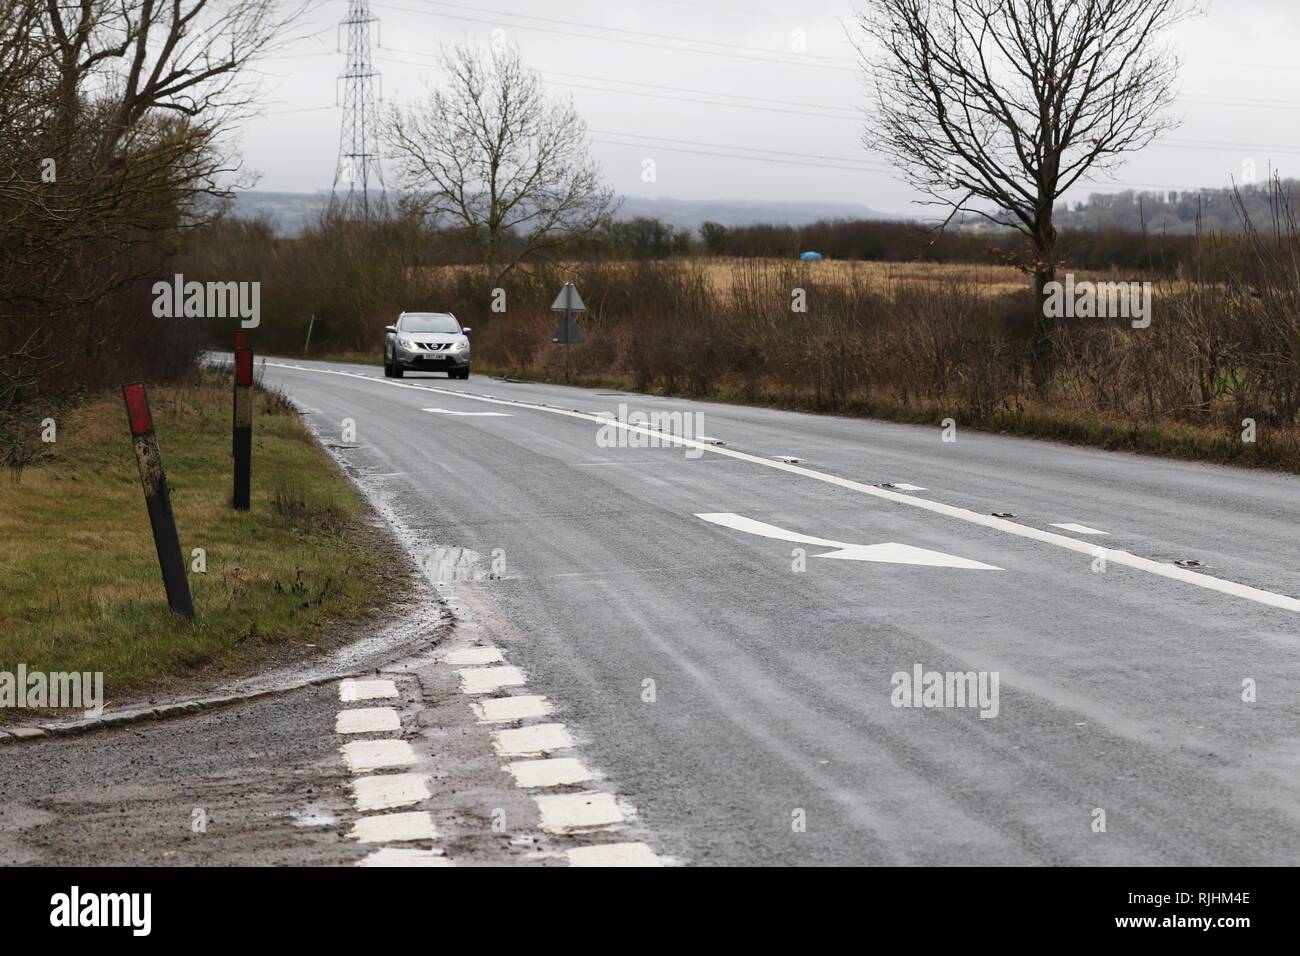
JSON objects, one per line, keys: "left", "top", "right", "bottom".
{"left": 462, "top": 327, "right": 471, "bottom": 335}
{"left": 384, "top": 325, "right": 397, "bottom": 334}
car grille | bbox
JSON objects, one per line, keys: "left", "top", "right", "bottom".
{"left": 415, "top": 342, "right": 450, "bottom": 350}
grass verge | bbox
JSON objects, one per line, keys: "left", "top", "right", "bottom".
{"left": 0, "top": 368, "right": 408, "bottom": 716}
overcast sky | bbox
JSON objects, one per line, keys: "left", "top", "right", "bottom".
{"left": 240, "top": 0, "right": 1300, "bottom": 215}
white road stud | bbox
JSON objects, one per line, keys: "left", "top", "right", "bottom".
{"left": 506, "top": 757, "right": 593, "bottom": 788}
{"left": 335, "top": 707, "right": 401, "bottom": 735}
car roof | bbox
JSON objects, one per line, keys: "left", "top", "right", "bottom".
{"left": 399, "top": 311, "right": 456, "bottom": 319}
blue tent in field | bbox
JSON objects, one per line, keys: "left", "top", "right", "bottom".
{"left": 800, "top": 251, "right": 823, "bottom": 261}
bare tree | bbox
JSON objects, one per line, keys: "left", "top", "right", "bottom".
{"left": 386, "top": 44, "right": 617, "bottom": 287}
{"left": 857, "top": 0, "right": 1197, "bottom": 314}
{"left": 0, "top": 0, "right": 305, "bottom": 417}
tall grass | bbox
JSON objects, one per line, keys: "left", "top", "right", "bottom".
{"left": 188, "top": 183, "right": 1300, "bottom": 471}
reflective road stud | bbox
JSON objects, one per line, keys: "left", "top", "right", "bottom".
{"left": 122, "top": 382, "right": 195, "bottom": 620}
{"left": 233, "top": 347, "right": 253, "bottom": 510}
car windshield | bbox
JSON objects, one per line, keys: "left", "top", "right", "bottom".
{"left": 399, "top": 314, "right": 460, "bottom": 334}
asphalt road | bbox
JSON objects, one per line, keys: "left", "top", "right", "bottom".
{"left": 245, "top": 356, "right": 1300, "bottom": 866}
{"left": 6, "top": 356, "right": 1296, "bottom": 866}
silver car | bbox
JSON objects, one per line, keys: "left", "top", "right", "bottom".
{"left": 384, "top": 311, "right": 471, "bottom": 379}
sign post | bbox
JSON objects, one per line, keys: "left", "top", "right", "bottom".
{"left": 121, "top": 382, "right": 195, "bottom": 620}
{"left": 550, "top": 282, "right": 586, "bottom": 381}
{"left": 233, "top": 347, "right": 253, "bottom": 511}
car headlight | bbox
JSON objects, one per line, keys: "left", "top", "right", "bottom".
{"left": 399, "top": 338, "right": 418, "bottom": 349}
{"left": 453, "top": 339, "right": 469, "bottom": 351}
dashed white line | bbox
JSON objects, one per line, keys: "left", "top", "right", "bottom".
{"left": 422, "top": 407, "right": 513, "bottom": 416}
{"left": 339, "top": 678, "right": 398, "bottom": 702}
{"left": 349, "top": 811, "right": 439, "bottom": 843}
{"left": 506, "top": 757, "right": 594, "bottom": 788}
{"left": 471, "top": 694, "right": 553, "bottom": 723}
{"left": 1051, "top": 522, "right": 1109, "bottom": 535}
{"left": 357, "top": 847, "right": 452, "bottom": 867}
{"left": 458, "top": 665, "right": 528, "bottom": 695}
{"left": 340, "top": 739, "right": 418, "bottom": 773}
{"left": 565, "top": 842, "right": 660, "bottom": 867}
{"left": 444, "top": 646, "right": 504, "bottom": 667}
{"left": 533, "top": 792, "right": 625, "bottom": 832}
{"left": 351, "top": 773, "right": 432, "bottom": 812}
{"left": 493, "top": 722, "right": 575, "bottom": 757}
{"left": 335, "top": 707, "right": 402, "bottom": 735}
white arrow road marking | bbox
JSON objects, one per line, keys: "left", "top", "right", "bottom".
{"left": 696, "top": 512, "right": 1002, "bottom": 570}
{"left": 266, "top": 362, "right": 1300, "bottom": 614}
{"left": 422, "top": 407, "right": 512, "bottom": 416}
{"left": 1051, "top": 522, "right": 1109, "bottom": 535}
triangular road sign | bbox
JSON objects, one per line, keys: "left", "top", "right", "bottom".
{"left": 550, "top": 282, "right": 586, "bottom": 312}
{"left": 551, "top": 313, "right": 584, "bottom": 344}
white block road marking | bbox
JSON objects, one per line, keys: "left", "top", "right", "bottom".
{"left": 1051, "top": 522, "right": 1109, "bottom": 535}
{"left": 357, "top": 847, "right": 452, "bottom": 867}
{"left": 335, "top": 707, "right": 402, "bottom": 735}
{"left": 471, "top": 694, "right": 553, "bottom": 724}
{"left": 351, "top": 773, "right": 431, "bottom": 812}
{"left": 458, "top": 665, "right": 527, "bottom": 695}
{"left": 533, "top": 792, "right": 625, "bottom": 832}
{"left": 494, "top": 723, "right": 575, "bottom": 757}
{"left": 341, "top": 739, "right": 418, "bottom": 773}
{"left": 422, "top": 407, "right": 512, "bottom": 416}
{"left": 339, "top": 678, "right": 398, "bottom": 702}
{"left": 444, "top": 646, "right": 504, "bottom": 667}
{"left": 506, "top": 757, "right": 594, "bottom": 788}
{"left": 697, "top": 512, "right": 1002, "bottom": 570}
{"left": 268, "top": 361, "right": 1300, "bottom": 614}
{"left": 885, "top": 482, "right": 927, "bottom": 491}
{"left": 566, "top": 843, "right": 660, "bottom": 867}
{"left": 349, "top": 811, "right": 439, "bottom": 844}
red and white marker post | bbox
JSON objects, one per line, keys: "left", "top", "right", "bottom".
{"left": 233, "top": 347, "right": 253, "bottom": 510}
{"left": 121, "top": 382, "right": 195, "bottom": 620}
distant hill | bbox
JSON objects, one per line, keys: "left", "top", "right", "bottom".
{"left": 225, "top": 191, "right": 897, "bottom": 237}
{"left": 614, "top": 196, "right": 895, "bottom": 230}
{"left": 226, "top": 191, "right": 330, "bottom": 235}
